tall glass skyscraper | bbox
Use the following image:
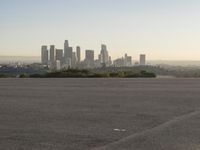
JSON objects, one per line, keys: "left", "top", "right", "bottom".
{"left": 100, "top": 44, "right": 109, "bottom": 66}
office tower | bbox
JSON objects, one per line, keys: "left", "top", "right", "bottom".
{"left": 85, "top": 50, "right": 94, "bottom": 68}
{"left": 66, "top": 58, "right": 72, "bottom": 68}
{"left": 124, "top": 53, "right": 132, "bottom": 67}
{"left": 140, "top": 54, "right": 146, "bottom": 66}
{"left": 64, "top": 40, "right": 69, "bottom": 58}
{"left": 62, "top": 58, "right": 71, "bottom": 69}
{"left": 64, "top": 40, "right": 73, "bottom": 59}
{"left": 94, "top": 59, "right": 101, "bottom": 68}
{"left": 63, "top": 40, "right": 73, "bottom": 68}
{"left": 63, "top": 40, "right": 72, "bottom": 59}
{"left": 85, "top": 50, "right": 94, "bottom": 62}
{"left": 56, "top": 49, "right": 63, "bottom": 62}
{"left": 98, "top": 54, "right": 102, "bottom": 62}
{"left": 64, "top": 43, "right": 73, "bottom": 66}
{"left": 113, "top": 58, "right": 124, "bottom": 67}
{"left": 100, "top": 44, "right": 109, "bottom": 65}
{"left": 56, "top": 60, "right": 61, "bottom": 70}
{"left": 41, "top": 45, "right": 48, "bottom": 65}
{"left": 126, "top": 56, "right": 132, "bottom": 66}
{"left": 50, "top": 45, "right": 55, "bottom": 64}
{"left": 108, "top": 56, "right": 112, "bottom": 66}
{"left": 72, "top": 52, "right": 77, "bottom": 67}
{"left": 65, "top": 47, "right": 73, "bottom": 59}
{"left": 94, "top": 54, "right": 102, "bottom": 68}
{"left": 76, "top": 46, "right": 81, "bottom": 63}
{"left": 124, "top": 53, "right": 128, "bottom": 65}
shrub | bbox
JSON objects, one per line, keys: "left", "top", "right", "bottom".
{"left": 19, "top": 74, "right": 29, "bottom": 78}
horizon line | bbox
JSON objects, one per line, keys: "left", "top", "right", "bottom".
{"left": 1, "top": 55, "right": 200, "bottom": 62}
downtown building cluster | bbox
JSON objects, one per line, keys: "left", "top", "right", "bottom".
{"left": 41, "top": 40, "right": 146, "bottom": 70}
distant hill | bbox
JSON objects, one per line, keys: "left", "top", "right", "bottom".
{"left": 0, "top": 56, "right": 40, "bottom": 64}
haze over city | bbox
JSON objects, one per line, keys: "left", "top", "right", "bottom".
{"left": 1, "top": 0, "right": 200, "bottom": 60}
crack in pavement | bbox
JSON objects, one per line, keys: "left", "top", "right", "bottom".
{"left": 92, "top": 109, "right": 200, "bottom": 150}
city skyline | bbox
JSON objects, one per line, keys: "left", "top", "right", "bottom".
{"left": 1, "top": 0, "right": 200, "bottom": 60}
{"left": 41, "top": 40, "right": 144, "bottom": 69}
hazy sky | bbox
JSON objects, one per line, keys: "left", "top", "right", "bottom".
{"left": 1, "top": 0, "right": 200, "bottom": 60}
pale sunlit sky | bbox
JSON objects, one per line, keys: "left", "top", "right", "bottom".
{"left": 1, "top": 0, "right": 200, "bottom": 60}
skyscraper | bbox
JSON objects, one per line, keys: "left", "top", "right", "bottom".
{"left": 126, "top": 56, "right": 132, "bottom": 66}
{"left": 125, "top": 53, "right": 132, "bottom": 67}
{"left": 64, "top": 40, "right": 73, "bottom": 61}
{"left": 108, "top": 56, "right": 112, "bottom": 66}
{"left": 66, "top": 47, "right": 73, "bottom": 59}
{"left": 63, "top": 40, "right": 74, "bottom": 68}
{"left": 113, "top": 58, "right": 124, "bottom": 67}
{"left": 85, "top": 50, "right": 94, "bottom": 68}
{"left": 56, "top": 60, "right": 61, "bottom": 70}
{"left": 98, "top": 54, "right": 102, "bottom": 62}
{"left": 56, "top": 49, "right": 63, "bottom": 62}
{"left": 100, "top": 44, "right": 109, "bottom": 66}
{"left": 76, "top": 46, "right": 81, "bottom": 63}
{"left": 50, "top": 45, "right": 55, "bottom": 64}
{"left": 41, "top": 45, "right": 48, "bottom": 65}
{"left": 64, "top": 40, "right": 69, "bottom": 59}
{"left": 140, "top": 54, "right": 146, "bottom": 66}
{"left": 72, "top": 52, "right": 77, "bottom": 67}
